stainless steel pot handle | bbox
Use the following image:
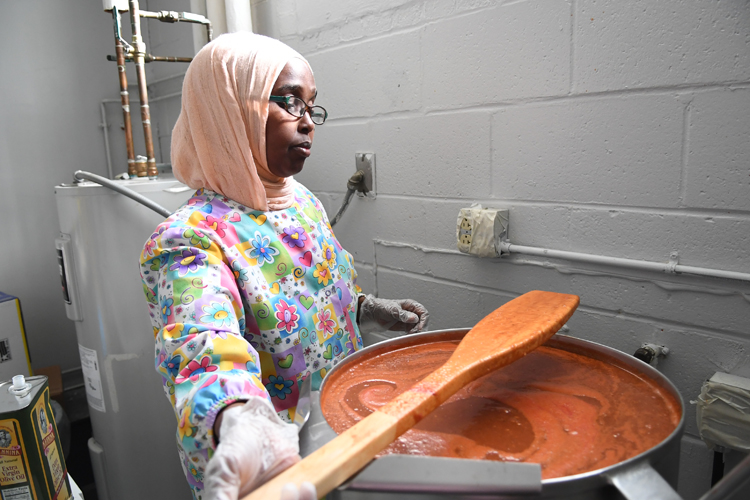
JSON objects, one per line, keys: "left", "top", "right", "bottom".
{"left": 700, "top": 452, "right": 750, "bottom": 500}
{"left": 345, "top": 455, "right": 543, "bottom": 496}
{"left": 607, "top": 462, "right": 683, "bottom": 500}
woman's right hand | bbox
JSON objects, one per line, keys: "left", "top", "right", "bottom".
{"left": 204, "top": 397, "right": 316, "bottom": 500}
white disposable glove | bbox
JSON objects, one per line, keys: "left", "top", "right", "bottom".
{"left": 357, "top": 294, "right": 429, "bottom": 335}
{"left": 204, "top": 396, "right": 317, "bottom": 500}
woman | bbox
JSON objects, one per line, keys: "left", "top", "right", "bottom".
{"left": 139, "top": 32, "right": 429, "bottom": 500}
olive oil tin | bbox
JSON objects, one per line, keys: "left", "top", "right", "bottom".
{"left": 0, "top": 375, "right": 70, "bottom": 500}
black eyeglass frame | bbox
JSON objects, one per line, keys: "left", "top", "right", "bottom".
{"left": 269, "top": 95, "right": 328, "bottom": 125}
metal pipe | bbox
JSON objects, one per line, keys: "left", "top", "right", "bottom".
{"left": 330, "top": 171, "right": 367, "bottom": 227}
{"left": 499, "top": 242, "right": 750, "bottom": 283}
{"left": 138, "top": 9, "right": 213, "bottom": 41}
{"left": 330, "top": 187, "right": 356, "bottom": 227}
{"left": 145, "top": 54, "right": 193, "bottom": 63}
{"left": 112, "top": 9, "right": 136, "bottom": 176}
{"left": 99, "top": 102, "right": 113, "bottom": 180}
{"left": 73, "top": 171, "right": 172, "bottom": 218}
{"left": 128, "top": 0, "right": 157, "bottom": 179}
{"left": 107, "top": 54, "right": 193, "bottom": 63}
{"left": 99, "top": 88, "right": 181, "bottom": 179}
{"left": 700, "top": 452, "right": 750, "bottom": 500}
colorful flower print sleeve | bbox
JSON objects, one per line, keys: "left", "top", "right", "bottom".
{"left": 139, "top": 181, "right": 363, "bottom": 499}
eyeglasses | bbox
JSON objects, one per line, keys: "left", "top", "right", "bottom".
{"left": 269, "top": 95, "right": 328, "bottom": 125}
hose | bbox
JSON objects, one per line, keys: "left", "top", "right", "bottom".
{"left": 73, "top": 171, "right": 172, "bottom": 218}
{"left": 330, "top": 170, "right": 367, "bottom": 227}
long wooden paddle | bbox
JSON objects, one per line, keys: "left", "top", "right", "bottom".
{"left": 244, "top": 290, "right": 580, "bottom": 500}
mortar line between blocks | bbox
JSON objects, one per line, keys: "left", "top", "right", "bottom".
{"left": 569, "top": 0, "right": 576, "bottom": 95}
{"left": 678, "top": 99, "right": 693, "bottom": 208}
{"left": 375, "top": 264, "right": 520, "bottom": 299}
{"left": 373, "top": 239, "right": 379, "bottom": 297}
{"left": 311, "top": 191, "right": 750, "bottom": 218}
{"left": 371, "top": 241, "right": 750, "bottom": 295}
{"left": 298, "top": 2, "right": 506, "bottom": 58}
{"left": 574, "top": 304, "right": 750, "bottom": 344}
{"left": 375, "top": 263, "right": 750, "bottom": 342}
{"left": 325, "top": 81, "right": 750, "bottom": 125}
{"left": 488, "top": 112, "right": 494, "bottom": 193}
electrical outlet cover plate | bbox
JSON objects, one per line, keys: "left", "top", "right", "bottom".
{"left": 355, "top": 152, "right": 375, "bottom": 198}
{"left": 456, "top": 205, "right": 509, "bottom": 257}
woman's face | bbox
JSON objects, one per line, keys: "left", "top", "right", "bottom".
{"left": 265, "top": 58, "right": 317, "bottom": 178}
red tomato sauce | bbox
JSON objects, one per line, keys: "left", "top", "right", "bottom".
{"left": 321, "top": 340, "right": 680, "bottom": 479}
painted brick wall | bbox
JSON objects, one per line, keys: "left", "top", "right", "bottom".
{"left": 252, "top": 0, "right": 750, "bottom": 497}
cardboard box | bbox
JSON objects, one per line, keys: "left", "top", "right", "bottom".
{"left": 0, "top": 292, "right": 32, "bottom": 382}
{"left": 34, "top": 365, "right": 64, "bottom": 409}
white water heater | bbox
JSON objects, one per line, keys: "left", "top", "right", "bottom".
{"left": 55, "top": 176, "right": 192, "bottom": 500}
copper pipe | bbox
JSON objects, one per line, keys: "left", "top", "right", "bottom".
{"left": 107, "top": 54, "right": 193, "bottom": 63}
{"left": 106, "top": 3, "right": 210, "bottom": 179}
{"left": 111, "top": 9, "right": 136, "bottom": 177}
{"left": 145, "top": 55, "right": 193, "bottom": 63}
{"left": 128, "top": 0, "right": 157, "bottom": 178}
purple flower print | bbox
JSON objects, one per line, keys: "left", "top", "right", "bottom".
{"left": 282, "top": 226, "right": 307, "bottom": 249}
{"left": 170, "top": 248, "right": 206, "bottom": 276}
{"left": 275, "top": 300, "right": 299, "bottom": 333}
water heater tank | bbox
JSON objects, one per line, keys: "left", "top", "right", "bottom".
{"left": 54, "top": 176, "right": 192, "bottom": 500}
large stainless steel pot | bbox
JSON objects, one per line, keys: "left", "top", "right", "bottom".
{"left": 299, "top": 329, "right": 686, "bottom": 500}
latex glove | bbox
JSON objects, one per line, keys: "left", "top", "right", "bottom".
{"left": 204, "top": 396, "right": 317, "bottom": 500}
{"left": 358, "top": 294, "right": 429, "bottom": 334}
{"left": 280, "top": 482, "right": 317, "bottom": 500}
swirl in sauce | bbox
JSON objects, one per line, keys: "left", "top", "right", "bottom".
{"left": 321, "top": 341, "right": 680, "bottom": 479}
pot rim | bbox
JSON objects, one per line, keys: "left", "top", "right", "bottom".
{"left": 319, "top": 328, "right": 686, "bottom": 485}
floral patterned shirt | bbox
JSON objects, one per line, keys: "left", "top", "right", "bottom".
{"left": 139, "top": 182, "right": 362, "bottom": 498}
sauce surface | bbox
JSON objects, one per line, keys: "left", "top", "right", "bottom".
{"left": 321, "top": 340, "right": 681, "bottom": 479}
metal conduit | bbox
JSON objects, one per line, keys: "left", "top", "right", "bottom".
{"left": 73, "top": 171, "right": 172, "bottom": 218}
{"left": 498, "top": 242, "right": 750, "bottom": 283}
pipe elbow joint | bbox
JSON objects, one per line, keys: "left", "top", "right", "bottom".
{"left": 347, "top": 170, "right": 368, "bottom": 193}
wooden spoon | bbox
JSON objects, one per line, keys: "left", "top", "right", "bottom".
{"left": 244, "top": 290, "right": 580, "bottom": 500}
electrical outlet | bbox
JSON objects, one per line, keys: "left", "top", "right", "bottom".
{"left": 355, "top": 152, "right": 375, "bottom": 198}
{"left": 456, "top": 206, "right": 508, "bottom": 257}
{"left": 458, "top": 216, "right": 473, "bottom": 246}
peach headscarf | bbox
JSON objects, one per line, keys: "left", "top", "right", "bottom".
{"left": 171, "top": 32, "right": 311, "bottom": 211}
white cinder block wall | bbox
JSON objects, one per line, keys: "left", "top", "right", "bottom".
{"left": 251, "top": 1, "right": 750, "bottom": 498}
{"left": 3, "top": 0, "right": 746, "bottom": 497}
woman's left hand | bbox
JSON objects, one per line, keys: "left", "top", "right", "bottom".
{"left": 358, "top": 295, "right": 429, "bottom": 334}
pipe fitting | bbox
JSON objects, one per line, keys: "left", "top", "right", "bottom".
{"left": 633, "top": 343, "right": 670, "bottom": 366}
{"left": 498, "top": 240, "right": 512, "bottom": 255}
{"left": 157, "top": 10, "right": 181, "bottom": 22}
{"left": 347, "top": 170, "right": 368, "bottom": 193}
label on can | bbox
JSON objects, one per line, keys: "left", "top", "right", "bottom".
{"left": 0, "top": 377, "right": 71, "bottom": 500}
{"left": 31, "top": 398, "right": 66, "bottom": 499}
{"left": 1, "top": 485, "right": 33, "bottom": 499}
{"left": 0, "top": 420, "right": 30, "bottom": 489}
